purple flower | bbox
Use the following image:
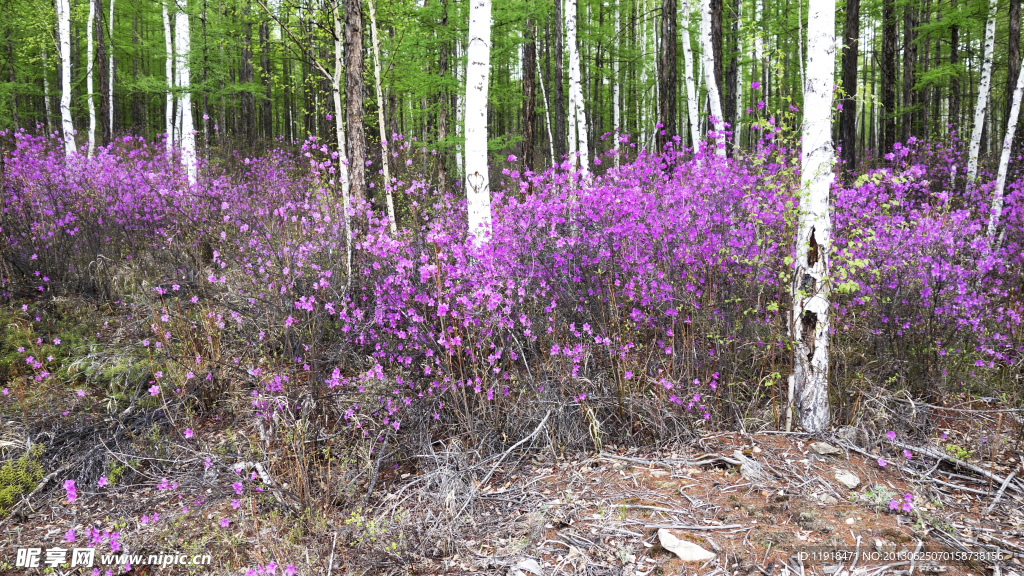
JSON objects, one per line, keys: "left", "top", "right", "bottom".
{"left": 149, "top": 385, "right": 160, "bottom": 396}
{"left": 97, "top": 477, "right": 108, "bottom": 487}
{"left": 220, "top": 518, "right": 231, "bottom": 528}
{"left": 65, "top": 528, "right": 76, "bottom": 542}
{"left": 886, "top": 430, "right": 896, "bottom": 441}
{"left": 877, "top": 458, "right": 887, "bottom": 467}
{"left": 903, "top": 449, "right": 913, "bottom": 460}
{"left": 63, "top": 479, "right": 77, "bottom": 503}
{"left": 184, "top": 428, "right": 194, "bottom": 439}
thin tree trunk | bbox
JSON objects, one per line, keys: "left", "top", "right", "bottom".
{"left": 881, "top": 0, "right": 896, "bottom": 151}
{"left": 732, "top": 0, "right": 743, "bottom": 149}
{"left": 367, "top": 0, "right": 396, "bottom": 233}
{"left": 724, "top": 0, "right": 738, "bottom": 149}
{"left": 1009, "top": 0, "right": 1021, "bottom": 143}
{"left": 240, "top": 0, "right": 255, "bottom": 145}
{"left": 967, "top": 0, "right": 997, "bottom": 182}
{"left": 176, "top": 0, "right": 196, "bottom": 183}
{"left": 87, "top": 0, "right": 96, "bottom": 155}
{"left": 791, "top": 0, "right": 835, "bottom": 434}
{"left": 331, "top": 0, "right": 352, "bottom": 278}
{"left": 43, "top": 46, "right": 53, "bottom": 134}
{"left": 163, "top": 0, "right": 175, "bottom": 150}
{"left": 950, "top": 21, "right": 960, "bottom": 135}
{"left": 566, "top": 0, "right": 590, "bottom": 172}
{"left": 553, "top": 0, "right": 566, "bottom": 161}
{"left": 990, "top": 60, "right": 1024, "bottom": 242}
{"left": 902, "top": 0, "right": 917, "bottom": 141}
{"left": 681, "top": 0, "right": 700, "bottom": 149}
{"left": 700, "top": 0, "right": 725, "bottom": 155}
{"left": 259, "top": 21, "right": 272, "bottom": 139}
{"left": 344, "top": 0, "right": 366, "bottom": 200}
{"left": 841, "top": 0, "right": 860, "bottom": 170}
{"left": 523, "top": 18, "right": 537, "bottom": 170}
{"left": 538, "top": 52, "right": 557, "bottom": 166}
{"left": 613, "top": 0, "right": 621, "bottom": 164}
{"left": 465, "top": 0, "right": 493, "bottom": 244}
{"left": 97, "top": 0, "right": 110, "bottom": 145}
{"left": 110, "top": 0, "right": 115, "bottom": 136}
{"left": 659, "top": 0, "right": 678, "bottom": 149}
{"left": 60, "top": 0, "right": 77, "bottom": 155}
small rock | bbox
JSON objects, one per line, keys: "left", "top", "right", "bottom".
{"left": 819, "top": 494, "right": 839, "bottom": 505}
{"left": 809, "top": 442, "right": 843, "bottom": 457}
{"left": 658, "top": 529, "right": 716, "bottom": 562}
{"left": 836, "top": 426, "right": 870, "bottom": 447}
{"left": 515, "top": 558, "right": 544, "bottom": 576}
{"left": 834, "top": 470, "right": 860, "bottom": 489}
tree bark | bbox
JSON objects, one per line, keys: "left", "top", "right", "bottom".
{"left": 881, "top": 0, "right": 896, "bottom": 151}
{"left": 840, "top": 0, "right": 860, "bottom": 170}
{"left": 902, "top": 0, "right": 917, "bottom": 142}
{"left": 723, "top": 0, "right": 738, "bottom": 148}
{"left": 97, "top": 0, "right": 109, "bottom": 145}
{"left": 553, "top": 0, "right": 566, "bottom": 161}
{"left": 950, "top": 22, "right": 960, "bottom": 135}
{"left": 367, "top": 0, "right": 396, "bottom": 233}
{"left": 1009, "top": 0, "right": 1021, "bottom": 145}
{"left": 990, "top": 58, "right": 1024, "bottom": 243}
{"left": 967, "top": 0, "right": 997, "bottom": 183}
{"left": 109, "top": 0, "right": 115, "bottom": 137}
{"left": 700, "top": 0, "right": 725, "bottom": 155}
{"left": 566, "top": 0, "right": 590, "bottom": 172}
{"left": 681, "top": 0, "right": 700, "bottom": 150}
{"left": 58, "top": 0, "right": 76, "bottom": 155}
{"left": 791, "top": 0, "right": 835, "bottom": 434}
{"left": 659, "top": 0, "right": 678, "bottom": 149}
{"left": 259, "top": 21, "right": 272, "bottom": 139}
{"left": 176, "top": 0, "right": 196, "bottom": 183}
{"left": 523, "top": 18, "right": 537, "bottom": 170}
{"left": 344, "top": 0, "right": 366, "bottom": 200}
{"left": 240, "top": 0, "right": 255, "bottom": 145}
{"left": 465, "top": 0, "right": 493, "bottom": 244}
{"left": 87, "top": 0, "right": 96, "bottom": 155}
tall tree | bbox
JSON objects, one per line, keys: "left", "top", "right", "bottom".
{"left": 700, "top": 0, "right": 725, "bottom": 155}
{"left": 523, "top": 18, "right": 537, "bottom": 169}
{"left": 57, "top": 0, "right": 76, "bottom": 155}
{"left": 566, "top": 0, "right": 589, "bottom": 171}
{"left": 791, "top": 0, "right": 835, "bottom": 433}
{"left": 163, "top": 0, "right": 175, "bottom": 149}
{"left": 96, "top": 0, "right": 110, "bottom": 145}
{"left": 367, "top": 0, "right": 396, "bottom": 233}
{"left": 681, "top": 0, "right": 700, "bottom": 149}
{"left": 177, "top": 0, "right": 196, "bottom": 183}
{"left": 881, "top": 0, "right": 896, "bottom": 151}
{"left": 240, "top": 0, "right": 255, "bottom": 144}
{"left": 552, "top": 0, "right": 566, "bottom": 161}
{"left": 465, "top": 0, "right": 492, "bottom": 243}
{"left": 259, "top": 21, "right": 272, "bottom": 139}
{"left": 840, "top": 0, "right": 860, "bottom": 170}
{"left": 1009, "top": 0, "right": 1021, "bottom": 140}
{"left": 949, "top": 19, "right": 960, "bottom": 135}
{"left": 967, "top": 0, "right": 997, "bottom": 182}
{"left": 659, "top": 0, "right": 678, "bottom": 149}
{"left": 902, "top": 0, "right": 918, "bottom": 141}
{"left": 87, "top": 0, "right": 96, "bottom": 155}
{"left": 991, "top": 56, "right": 1024, "bottom": 243}
{"left": 344, "top": 0, "right": 366, "bottom": 200}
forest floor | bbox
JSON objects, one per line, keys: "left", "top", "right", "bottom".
{"left": 3, "top": 402, "right": 1024, "bottom": 576}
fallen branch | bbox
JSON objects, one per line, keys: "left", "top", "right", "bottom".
{"left": 894, "top": 441, "right": 1024, "bottom": 496}
{"left": 983, "top": 467, "right": 1019, "bottom": 514}
{"left": 643, "top": 523, "right": 746, "bottom": 531}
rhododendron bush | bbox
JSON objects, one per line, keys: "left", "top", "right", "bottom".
{"left": 2, "top": 130, "right": 1022, "bottom": 446}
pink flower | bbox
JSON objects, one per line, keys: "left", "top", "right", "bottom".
{"left": 877, "top": 458, "right": 887, "bottom": 467}
{"left": 53, "top": 338, "right": 61, "bottom": 345}
{"left": 63, "top": 479, "right": 77, "bottom": 503}
{"left": 97, "top": 477, "right": 108, "bottom": 487}
{"left": 77, "top": 389, "right": 86, "bottom": 397}
{"left": 220, "top": 518, "right": 231, "bottom": 528}
{"left": 231, "top": 499, "right": 241, "bottom": 509}
{"left": 149, "top": 385, "right": 160, "bottom": 396}
{"left": 886, "top": 430, "right": 896, "bottom": 441}
{"left": 232, "top": 482, "right": 244, "bottom": 495}
{"left": 889, "top": 500, "right": 899, "bottom": 511}
{"left": 903, "top": 449, "right": 913, "bottom": 460}
{"left": 65, "top": 528, "right": 76, "bottom": 542}
{"left": 184, "top": 429, "right": 194, "bottom": 439}
{"left": 507, "top": 154, "right": 517, "bottom": 162}
{"left": 285, "top": 566, "right": 297, "bottom": 576}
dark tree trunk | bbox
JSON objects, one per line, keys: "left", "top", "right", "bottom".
{"left": 240, "top": 0, "right": 256, "bottom": 144}
{"left": 259, "top": 21, "right": 272, "bottom": 139}
{"left": 723, "top": 0, "right": 738, "bottom": 149}
{"left": 712, "top": 0, "right": 723, "bottom": 98}
{"left": 881, "top": 0, "right": 897, "bottom": 151}
{"left": 553, "top": 6, "right": 566, "bottom": 161}
{"left": 523, "top": 18, "right": 537, "bottom": 170}
{"left": 95, "top": 0, "right": 109, "bottom": 144}
{"left": 344, "top": 0, "right": 366, "bottom": 200}
{"left": 1009, "top": 0, "right": 1021, "bottom": 145}
{"left": 950, "top": 23, "right": 960, "bottom": 136}
{"left": 658, "top": 0, "right": 677, "bottom": 149}
{"left": 132, "top": 16, "right": 143, "bottom": 129}
{"left": 841, "top": 0, "right": 860, "bottom": 170}
{"left": 6, "top": 38, "right": 16, "bottom": 127}
{"left": 902, "top": 0, "right": 917, "bottom": 142}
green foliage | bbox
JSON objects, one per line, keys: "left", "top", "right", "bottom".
{"left": 0, "top": 445, "right": 45, "bottom": 516}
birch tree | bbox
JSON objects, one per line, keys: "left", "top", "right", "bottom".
{"left": 162, "top": 0, "right": 175, "bottom": 151}
{"left": 109, "top": 0, "right": 115, "bottom": 137}
{"left": 464, "top": 0, "right": 492, "bottom": 244}
{"left": 368, "top": 0, "right": 396, "bottom": 234}
{"left": 989, "top": 49, "right": 1024, "bottom": 242}
{"left": 613, "top": 0, "right": 621, "bottom": 166}
{"left": 790, "top": 0, "right": 836, "bottom": 433}
{"left": 176, "top": 0, "right": 197, "bottom": 184}
{"left": 681, "top": 0, "right": 700, "bottom": 150}
{"left": 700, "top": 0, "right": 725, "bottom": 156}
{"left": 56, "top": 0, "right": 76, "bottom": 155}
{"left": 566, "top": 0, "right": 589, "bottom": 172}
{"left": 87, "top": 0, "right": 96, "bottom": 156}
{"left": 967, "top": 0, "right": 998, "bottom": 183}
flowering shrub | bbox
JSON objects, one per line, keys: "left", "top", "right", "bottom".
{"left": 1, "top": 127, "right": 1022, "bottom": 448}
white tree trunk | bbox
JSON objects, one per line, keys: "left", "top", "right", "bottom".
{"left": 681, "top": 0, "right": 701, "bottom": 150}
{"left": 538, "top": 60, "right": 557, "bottom": 166}
{"left": 613, "top": 0, "right": 621, "bottom": 167}
{"left": 464, "top": 0, "right": 493, "bottom": 244}
{"left": 367, "top": 0, "right": 397, "bottom": 235}
{"left": 57, "top": 0, "right": 76, "bottom": 155}
{"left": 699, "top": 0, "right": 725, "bottom": 156}
{"left": 566, "top": 0, "right": 589, "bottom": 172}
{"left": 42, "top": 46, "right": 53, "bottom": 134}
{"left": 967, "top": 0, "right": 997, "bottom": 183}
{"left": 163, "top": 0, "right": 175, "bottom": 151}
{"left": 176, "top": 2, "right": 196, "bottom": 184}
{"left": 109, "top": 0, "right": 115, "bottom": 137}
{"left": 989, "top": 47, "right": 1024, "bottom": 242}
{"left": 791, "top": 0, "right": 836, "bottom": 433}
{"left": 87, "top": 0, "right": 96, "bottom": 156}
{"left": 332, "top": 0, "right": 353, "bottom": 278}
